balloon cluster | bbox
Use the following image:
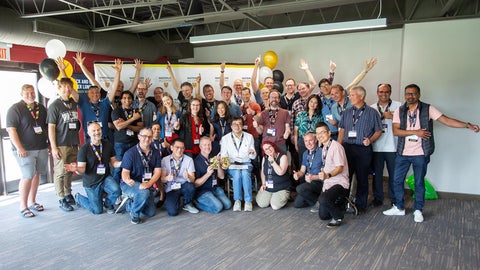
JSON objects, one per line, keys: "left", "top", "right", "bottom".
{"left": 38, "top": 39, "right": 77, "bottom": 99}
{"left": 258, "top": 51, "right": 285, "bottom": 93}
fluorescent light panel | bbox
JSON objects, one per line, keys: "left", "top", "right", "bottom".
{"left": 190, "top": 18, "right": 387, "bottom": 44}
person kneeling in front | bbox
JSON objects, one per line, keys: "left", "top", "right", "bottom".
{"left": 194, "top": 137, "right": 231, "bottom": 213}
{"left": 256, "top": 141, "right": 291, "bottom": 210}
{"left": 161, "top": 139, "right": 199, "bottom": 216}
{"left": 120, "top": 128, "right": 162, "bottom": 224}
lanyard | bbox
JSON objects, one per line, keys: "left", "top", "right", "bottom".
{"left": 202, "top": 155, "right": 216, "bottom": 182}
{"left": 352, "top": 105, "right": 366, "bottom": 128}
{"left": 90, "top": 102, "right": 100, "bottom": 120}
{"left": 136, "top": 144, "right": 152, "bottom": 168}
{"left": 134, "top": 99, "right": 147, "bottom": 113}
{"left": 268, "top": 109, "right": 278, "bottom": 126}
{"left": 377, "top": 99, "right": 392, "bottom": 120}
{"left": 61, "top": 99, "right": 72, "bottom": 110}
{"left": 235, "top": 94, "right": 242, "bottom": 105}
{"left": 336, "top": 97, "right": 349, "bottom": 116}
{"left": 219, "top": 118, "right": 226, "bottom": 136}
{"left": 266, "top": 153, "right": 279, "bottom": 178}
{"left": 408, "top": 109, "right": 417, "bottom": 128}
{"left": 123, "top": 108, "right": 133, "bottom": 119}
{"left": 25, "top": 101, "right": 40, "bottom": 122}
{"left": 165, "top": 113, "right": 175, "bottom": 129}
{"left": 90, "top": 143, "right": 103, "bottom": 164}
{"left": 321, "top": 95, "right": 333, "bottom": 111}
{"left": 170, "top": 156, "right": 184, "bottom": 177}
{"left": 307, "top": 148, "right": 317, "bottom": 173}
{"left": 231, "top": 133, "right": 244, "bottom": 153}
{"left": 321, "top": 140, "right": 332, "bottom": 169}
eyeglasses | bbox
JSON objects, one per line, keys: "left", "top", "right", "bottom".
{"left": 285, "top": 84, "right": 295, "bottom": 87}
{"left": 377, "top": 91, "right": 391, "bottom": 94}
{"left": 405, "top": 92, "right": 419, "bottom": 96}
{"left": 137, "top": 88, "right": 147, "bottom": 91}
{"left": 316, "top": 130, "right": 329, "bottom": 135}
{"left": 138, "top": 134, "right": 153, "bottom": 139}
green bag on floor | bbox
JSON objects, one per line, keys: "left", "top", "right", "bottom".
{"left": 405, "top": 175, "right": 438, "bottom": 200}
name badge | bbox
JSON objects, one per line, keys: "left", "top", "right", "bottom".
{"left": 212, "top": 178, "right": 217, "bottom": 187}
{"left": 406, "top": 134, "right": 419, "bottom": 142}
{"left": 267, "top": 180, "right": 274, "bottom": 189}
{"left": 267, "top": 128, "right": 276, "bottom": 137}
{"left": 243, "top": 125, "right": 248, "bottom": 130}
{"left": 194, "top": 139, "right": 200, "bottom": 145}
{"left": 96, "top": 164, "right": 106, "bottom": 175}
{"left": 229, "top": 164, "right": 248, "bottom": 170}
{"left": 172, "top": 182, "right": 181, "bottom": 190}
{"left": 165, "top": 131, "right": 173, "bottom": 137}
{"left": 126, "top": 129, "right": 134, "bottom": 136}
{"left": 326, "top": 114, "right": 333, "bottom": 121}
{"left": 382, "top": 123, "right": 388, "bottom": 133}
{"left": 68, "top": 122, "right": 77, "bottom": 130}
{"left": 348, "top": 130, "right": 357, "bottom": 138}
{"left": 143, "top": 172, "right": 152, "bottom": 180}
{"left": 33, "top": 126, "right": 43, "bottom": 134}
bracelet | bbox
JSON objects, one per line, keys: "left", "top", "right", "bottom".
{"left": 465, "top": 122, "right": 471, "bottom": 129}
{"left": 327, "top": 173, "right": 332, "bottom": 178}
{"left": 220, "top": 71, "right": 225, "bottom": 73}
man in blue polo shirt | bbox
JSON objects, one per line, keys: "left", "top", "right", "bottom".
{"left": 293, "top": 132, "right": 324, "bottom": 210}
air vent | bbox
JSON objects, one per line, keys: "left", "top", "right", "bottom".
{"left": 33, "top": 19, "right": 90, "bottom": 41}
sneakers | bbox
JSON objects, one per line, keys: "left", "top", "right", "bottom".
{"left": 74, "top": 193, "right": 81, "bottom": 208}
{"left": 131, "top": 216, "right": 142, "bottom": 224}
{"left": 104, "top": 203, "right": 115, "bottom": 214}
{"left": 383, "top": 205, "right": 405, "bottom": 216}
{"left": 244, "top": 202, "right": 253, "bottom": 212}
{"left": 345, "top": 197, "right": 358, "bottom": 216}
{"left": 233, "top": 200, "right": 241, "bottom": 212}
{"left": 327, "top": 218, "right": 342, "bottom": 228}
{"left": 310, "top": 202, "right": 319, "bottom": 213}
{"left": 59, "top": 198, "right": 74, "bottom": 212}
{"left": 183, "top": 203, "right": 199, "bottom": 214}
{"left": 115, "top": 195, "right": 131, "bottom": 214}
{"left": 413, "top": 210, "right": 424, "bottom": 223}
{"left": 65, "top": 194, "right": 76, "bottom": 205}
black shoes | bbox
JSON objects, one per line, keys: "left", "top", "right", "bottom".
{"left": 369, "top": 199, "right": 383, "bottom": 208}
{"left": 59, "top": 198, "right": 74, "bottom": 212}
{"left": 65, "top": 194, "right": 76, "bottom": 205}
{"left": 131, "top": 217, "right": 142, "bottom": 224}
{"left": 327, "top": 218, "right": 342, "bottom": 228}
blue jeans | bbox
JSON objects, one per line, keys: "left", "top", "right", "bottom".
{"left": 196, "top": 187, "right": 232, "bottom": 214}
{"left": 393, "top": 154, "right": 429, "bottom": 211}
{"left": 78, "top": 176, "right": 120, "bottom": 214}
{"left": 228, "top": 163, "right": 253, "bottom": 202}
{"left": 165, "top": 182, "right": 195, "bottom": 216}
{"left": 113, "top": 142, "right": 136, "bottom": 182}
{"left": 120, "top": 181, "right": 156, "bottom": 219}
{"left": 372, "top": 151, "right": 396, "bottom": 204}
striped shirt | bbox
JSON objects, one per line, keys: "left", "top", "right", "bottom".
{"left": 339, "top": 104, "right": 382, "bottom": 145}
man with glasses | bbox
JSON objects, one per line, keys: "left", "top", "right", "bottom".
{"left": 161, "top": 139, "right": 198, "bottom": 216}
{"left": 65, "top": 122, "right": 121, "bottom": 214}
{"left": 384, "top": 84, "right": 479, "bottom": 223}
{"left": 370, "top": 84, "right": 402, "bottom": 208}
{"left": 133, "top": 82, "right": 157, "bottom": 128}
{"left": 256, "top": 90, "right": 291, "bottom": 152}
{"left": 147, "top": 86, "right": 164, "bottom": 109}
{"left": 119, "top": 128, "right": 162, "bottom": 224}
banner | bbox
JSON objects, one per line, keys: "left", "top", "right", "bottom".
{"left": 93, "top": 62, "right": 255, "bottom": 101}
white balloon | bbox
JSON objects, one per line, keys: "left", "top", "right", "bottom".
{"left": 45, "top": 39, "right": 67, "bottom": 59}
{"left": 37, "top": 77, "right": 58, "bottom": 99}
{"left": 258, "top": 66, "right": 273, "bottom": 84}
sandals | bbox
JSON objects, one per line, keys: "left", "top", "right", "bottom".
{"left": 20, "top": 208, "right": 36, "bottom": 218}
{"left": 29, "top": 203, "right": 44, "bottom": 212}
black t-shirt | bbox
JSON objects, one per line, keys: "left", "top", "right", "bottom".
{"left": 194, "top": 154, "right": 215, "bottom": 197}
{"left": 111, "top": 106, "right": 141, "bottom": 144}
{"left": 77, "top": 140, "right": 115, "bottom": 187}
{"left": 47, "top": 98, "right": 80, "bottom": 146}
{"left": 6, "top": 100, "right": 49, "bottom": 151}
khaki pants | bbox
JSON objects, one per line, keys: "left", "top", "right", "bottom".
{"left": 256, "top": 189, "right": 290, "bottom": 210}
{"left": 53, "top": 146, "right": 78, "bottom": 199}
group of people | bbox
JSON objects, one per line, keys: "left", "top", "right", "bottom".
{"left": 7, "top": 54, "right": 478, "bottom": 227}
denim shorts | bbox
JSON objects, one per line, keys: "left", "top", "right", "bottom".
{"left": 13, "top": 148, "right": 49, "bottom": 179}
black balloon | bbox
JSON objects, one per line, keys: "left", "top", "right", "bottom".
{"left": 273, "top": 80, "right": 284, "bottom": 94}
{"left": 272, "top": 69, "right": 284, "bottom": 82}
{"left": 39, "top": 58, "right": 60, "bottom": 81}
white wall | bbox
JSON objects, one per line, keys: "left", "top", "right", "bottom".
{"left": 193, "top": 18, "right": 480, "bottom": 195}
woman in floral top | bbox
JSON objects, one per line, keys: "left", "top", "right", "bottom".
{"left": 294, "top": 94, "right": 323, "bottom": 164}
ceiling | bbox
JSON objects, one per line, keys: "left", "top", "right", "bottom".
{"left": 1, "top": 0, "right": 479, "bottom": 59}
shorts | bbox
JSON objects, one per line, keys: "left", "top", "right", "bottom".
{"left": 13, "top": 148, "right": 49, "bottom": 179}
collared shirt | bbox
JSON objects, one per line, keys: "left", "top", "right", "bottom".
{"left": 301, "top": 147, "right": 323, "bottom": 175}
{"left": 290, "top": 97, "right": 307, "bottom": 131}
{"left": 339, "top": 104, "right": 383, "bottom": 145}
{"left": 294, "top": 111, "right": 324, "bottom": 138}
{"left": 331, "top": 98, "right": 352, "bottom": 123}
{"left": 370, "top": 100, "right": 402, "bottom": 152}
{"left": 121, "top": 145, "right": 162, "bottom": 183}
{"left": 161, "top": 154, "right": 195, "bottom": 192}
{"left": 318, "top": 94, "right": 337, "bottom": 133}
{"left": 220, "top": 131, "right": 256, "bottom": 163}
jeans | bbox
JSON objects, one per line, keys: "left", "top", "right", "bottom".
{"left": 372, "top": 151, "right": 396, "bottom": 204}
{"left": 294, "top": 181, "right": 323, "bottom": 208}
{"left": 114, "top": 142, "right": 136, "bottom": 182}
{"left": 78, "top": 176, "right": 120, "bottom": 214}
{"left": 196, "top": 187, "right": 232, "bottom": 214}
{"left": 120, "top": 181, "right": 156, "bottom": 219}
{"left": 393, "top": 154, "right": 429, "bottom": 211}
{"left": 344, "top": 143, "right": 373, "bottom": 210}
{"left": 228, "top": 163, "right": 253, "bottom": 202}
{"left": 318, "top": 185, "right": 348, "bottom": 220}
{"left": 165, "top": 182, "right": 195, "bottom": 216}
{"left": 297, "top": 137, "right": 307, "bottom": 167}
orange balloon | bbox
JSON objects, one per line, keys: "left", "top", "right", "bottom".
{"left": 263, "top": 50, "right": 278, "bottom": 69}
{"left": 56, "top": 59, "right": 74, "bottom": 79}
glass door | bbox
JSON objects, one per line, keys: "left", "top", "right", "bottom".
{"left": 0, "top": 70, "right": 42, "bottom": 195}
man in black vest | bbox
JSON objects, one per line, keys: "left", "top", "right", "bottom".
{"left": 383, "top": 83, "right": 479, "bottom": 223}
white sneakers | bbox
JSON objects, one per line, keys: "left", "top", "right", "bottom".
{"left": 383, "top": 205, "right": 424, "bottom": 223}
{"left": 413, "top": 210, "right": 424, "bottom": 223}
{"left": 383, "top": 205, "right": 405, "bottom": 216}
{"left": 244, "top": 202, "right": 253, "bottom": 212}
{"left": 233, "top": 200, "right": 253, "bottom": 212}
